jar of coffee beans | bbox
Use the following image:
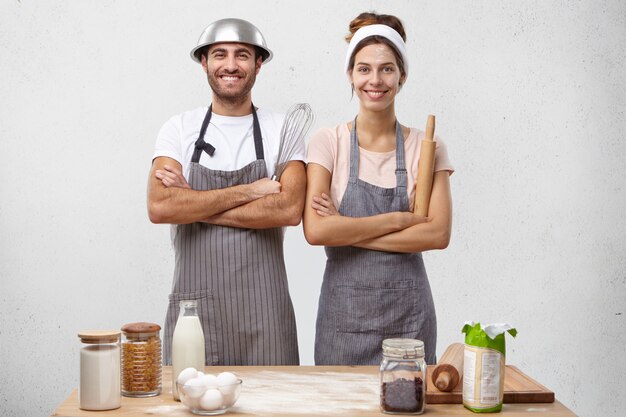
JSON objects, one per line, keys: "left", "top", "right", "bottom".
{"left": 380, "top": 338, "right": 426, "bottom": 414}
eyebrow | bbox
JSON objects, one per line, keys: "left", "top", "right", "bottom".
{"left": 210, "top": 47, "right": 252, "bottom": 56}
{"left": 355, "top": 61, "right": 397, "bottom": 67}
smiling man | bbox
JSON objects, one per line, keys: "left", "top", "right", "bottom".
{"left": 147, "top": 18, "right": 305, "bottom": 367}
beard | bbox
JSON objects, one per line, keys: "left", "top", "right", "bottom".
{"left": 207, "top": 69, "right": 257, "bottom": 106}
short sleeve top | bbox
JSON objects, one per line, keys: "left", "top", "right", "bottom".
{"left": 307, "top": 123, "right": 454, "bottom": 210}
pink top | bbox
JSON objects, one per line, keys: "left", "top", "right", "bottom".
{"left": 307, "top": 123, "right": 454, "bottom": 210}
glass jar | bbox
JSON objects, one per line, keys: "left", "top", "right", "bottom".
{"left": 380, "top": 338, "right": 426, "bottom": 415}
{"left": 121, "top": 322, "right": 162, "bottom": 397}
{"left": 78, "top": 330, "right": 121, "bottom": 411}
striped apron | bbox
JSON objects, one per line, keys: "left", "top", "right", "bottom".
{"left": 163, "top": 105, "right": 299, "bottom": 366}
{"left": 314, "top": 118, "right": 437, "bottom": 365}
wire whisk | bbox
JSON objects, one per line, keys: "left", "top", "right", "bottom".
{"left": 271, "top": 103, "right": 315, "bottom": 181}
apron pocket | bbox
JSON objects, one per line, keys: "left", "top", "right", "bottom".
{"left": 331, "top": 281, "right": 419, "bottom": 335}
{"left": 168, "top": 290, "right": 220, "bottom": 365}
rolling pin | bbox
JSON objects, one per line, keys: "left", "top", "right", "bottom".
{"left": 414, "top": 115, "right": 437, "bottom": 216}
{"left": 431, "top": 342, "right": 464, "bottom": 392}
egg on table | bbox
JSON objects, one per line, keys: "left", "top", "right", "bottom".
{"left": 199, "top": 388, "right": 223, "bottom": 410}
{"left": 177, "top": 367, "right": 200, "bottom": 386}
{"left": 217, "top": 371, "right": 238, "bottom": 395}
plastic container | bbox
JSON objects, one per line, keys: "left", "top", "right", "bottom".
{"left": 78, "top": 330, "right": 121, "bottom": 411}
{"left": 380, "top": 338, "right": 426, "bottom": 414}
{"left": 121, "top": 322, "right": 162, "bottom": 397}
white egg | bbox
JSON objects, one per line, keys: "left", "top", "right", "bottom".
{"left": 199, "top": 388, "right": 223, "bottom": 410}
{"left": 182, "top": 395, "right": 201, "bottom": 410}
{"left": 183, "top": 377, "right": 207, "bottom": 399}
{"left": 177, "top": 367, "right": 199, "bottom": 385}
{"left": 200, "top": 373, "right": 219, "bottom": 389}
{"left": 217, "top": 372, "right": 239, "bottom": 395}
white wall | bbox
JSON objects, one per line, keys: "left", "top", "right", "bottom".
{"left": 1, "top": 1, "right": 624, "bottom": 416}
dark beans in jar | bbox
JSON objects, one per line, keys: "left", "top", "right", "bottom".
{"left": 381, "top": 377, "right": 424, "bottom": 413}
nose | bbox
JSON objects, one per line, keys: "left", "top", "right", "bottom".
{"left": 370, "top": 70, "right": 383, "bottom": 85}
{"left": 223, "top": 54, "right": 238, "bottom": 72}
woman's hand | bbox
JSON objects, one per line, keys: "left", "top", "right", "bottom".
{"left": 155, "top": 165, "right": 191, "bottom": 189}
{"left": 312, "top": 193, "right": 339, "bottom": 217}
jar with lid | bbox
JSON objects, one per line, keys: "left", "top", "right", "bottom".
{"left": 78, "top": 330, "right": 121, "bottom": 411}
{"left": 380, "top": 338, "right": 426, "bottom": 415}
{"left": 121, "top": 322, "right": 162, "bottom": 397}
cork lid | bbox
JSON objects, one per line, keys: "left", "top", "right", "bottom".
{"left": 78, "top": 330, "right": 121, "bottom": 344}
{"left": 121, "top": 322, "right": 161, "bottom": 333}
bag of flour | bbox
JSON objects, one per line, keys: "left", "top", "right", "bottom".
{"left": 462, "top": 322, "right": 517, "bottom": 413}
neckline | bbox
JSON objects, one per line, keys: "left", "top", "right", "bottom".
{"left": 342, "top": 123, "right": 413, "bottom": 154}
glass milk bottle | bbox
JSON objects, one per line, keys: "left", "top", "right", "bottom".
{"left": 172, "top": 300, "right": 205, "bottom": 400}
{"left": 78, "top": 330, "right": 121, "bottom": 411}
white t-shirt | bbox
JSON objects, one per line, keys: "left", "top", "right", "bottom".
{"left": 153, "top": 106, "right": 305, "bottom": 179}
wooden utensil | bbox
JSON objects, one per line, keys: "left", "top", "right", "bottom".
{"left": 414, "top": 115, "right": 437, "bottom": 216}
{"left": 431, "top": 342, "right": 464, "bottom": 392}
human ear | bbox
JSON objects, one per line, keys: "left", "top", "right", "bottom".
{"left": 201, "top": 55, "right": 208, "bottom": 74}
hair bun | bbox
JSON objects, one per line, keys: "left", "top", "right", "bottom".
{"left": 345, "top": 12, "right": 406, "bottom": 42}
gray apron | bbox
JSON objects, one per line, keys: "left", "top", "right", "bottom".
{"left": 163, "top": 104, "right": 299, "bottom": 366}
{"left": 314, "top": 118, "right": 437, "bottom": 365}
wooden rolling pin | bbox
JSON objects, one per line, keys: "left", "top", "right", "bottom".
{"left": 431, "top": 342, "right": 464, "bottom": 392}
{"left": 414, "top": 115, "right": 437, "bottom": 216}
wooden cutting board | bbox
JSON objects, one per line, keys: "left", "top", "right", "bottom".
{"left": 426, "top": 365, "right": 555, "bottom": 404}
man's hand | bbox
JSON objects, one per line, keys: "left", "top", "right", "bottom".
{"left": 156, "top": 165, "right": 281, "bottom": 200}
{"left": 248, "top": 178, "right": 282, "bottom": 199}
{"left": 148, "top": 156, "right": 286, "bottom": 225}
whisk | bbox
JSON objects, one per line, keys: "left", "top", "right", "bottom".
{"left": 271, "top": 103, "right": 315, "bottom": 181}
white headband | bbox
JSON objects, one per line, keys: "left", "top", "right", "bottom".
{"left": 344, "top": 24, "right": 408, "bottom": 74}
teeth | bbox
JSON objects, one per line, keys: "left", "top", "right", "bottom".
{"left": 222, "top": 76, "right": 240, "bottom": 81}
{"left": 367, "top": 91, "right": 385, "bottom": 98}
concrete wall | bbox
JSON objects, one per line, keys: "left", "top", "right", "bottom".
{"left": 1, "top": 1, "right": 624, "bottom": 416}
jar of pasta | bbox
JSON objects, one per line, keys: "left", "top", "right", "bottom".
{"left": 380, "top": 338, "right": 426, "bottom": 414}
{"left": 121, "top": 322, "right": 162, "bottom": 397}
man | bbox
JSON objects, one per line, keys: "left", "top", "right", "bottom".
{"left": 148, "top": 18, "right": 305, "bottom": 366}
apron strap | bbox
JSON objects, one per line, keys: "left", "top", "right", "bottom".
{"left": 348, "top": 117, "right": 360, "bottom": 184}
{"left": 191, "top": 103, "right": 264, "bottom": 164}
{"left": 192, "top": 104, "right": 216, "bottom": 163}
{"left": 349, "top": 117, "right": 407, "bottom": 191}
{"left": 394, "top": 122, "right": 408, "bottom": 192}
{"left": 251, "top": 105, "right": 265, "bottom": 160}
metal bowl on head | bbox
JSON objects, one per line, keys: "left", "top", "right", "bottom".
{"left": 190, "top": 18, "right": 273, "bottom": 63}
{"left": 177, "top": 379, "right": 242, "bottom": 415}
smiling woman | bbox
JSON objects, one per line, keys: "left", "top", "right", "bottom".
{"left": 303, "top": 12, "right": 454, "bottom": 366}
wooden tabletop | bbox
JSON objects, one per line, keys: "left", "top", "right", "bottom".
{"left": 51, "top": 365, "right": 578, "bottom": 417}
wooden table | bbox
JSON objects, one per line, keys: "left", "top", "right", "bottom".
{"left": 51, "top": 366, "right": 578, "bottom": 417}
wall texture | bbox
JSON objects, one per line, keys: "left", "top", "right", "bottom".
{"left": 1, "top": 1, "right": 624, "bottom": 416}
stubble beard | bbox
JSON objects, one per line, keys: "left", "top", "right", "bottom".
{"left": 208, "top": 71, "right": 256, "bottom": 108}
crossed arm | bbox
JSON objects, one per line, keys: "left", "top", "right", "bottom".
{"left": 303, "top": 162, "right": 452, "bottom": 253}
{"left": 147, "top": 156, "right": 306, "bottom": 228}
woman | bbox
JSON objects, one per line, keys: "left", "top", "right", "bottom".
{"left": 304, "top": 12, "right": 454, "bottom": 365}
